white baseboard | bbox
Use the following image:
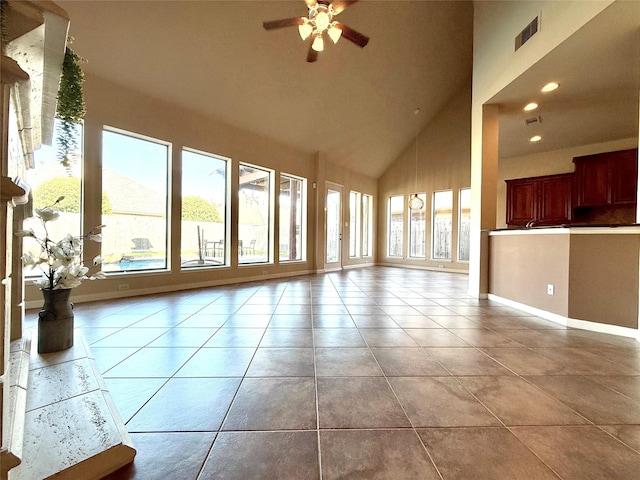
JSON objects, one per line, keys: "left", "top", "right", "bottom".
{"left": 24, "top": 269, "right": 314, "bottom": 308}
{"left": 343, "top": 263, "right": 374, "bottom": 270}
{"left": 488, "top": 294, "right": 640, "bottom": 342}
{"left": 376, "top": 262, "right": 469, "bottom": 274}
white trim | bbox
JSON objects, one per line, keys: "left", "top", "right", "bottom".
{"left": 568, "top": 227, "right": 640, "bottom": 235}
{"left": 342, "top": 263, "right": 374, "bottom": 270}
{"left": 323, "top": 266, "right": 342, "bottom": 273}
{"left": 489, "top": 228, "right": 570, "bottom": 236}
{"left": 24, "top": 270, "right": 313, "bottom": 308}
{"left": 489, "top": 294, "right": 640, "bottom": 342}
{"left": 376, "top": 262, "right": 468, "bottom": 274}
{"left": 489, "top": 226, "right": 640, "bottom": 237}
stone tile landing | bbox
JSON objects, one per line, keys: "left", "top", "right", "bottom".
{"left": 9, "top": 333, "right": 135, "bottom": 480}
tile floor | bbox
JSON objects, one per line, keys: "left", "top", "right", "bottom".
{"left": 27, "top": 267, "right": 640, "bottom": 479}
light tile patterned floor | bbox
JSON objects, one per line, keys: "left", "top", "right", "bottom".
{"left": 27, "top": 267, "right": 640, "bottom": 479}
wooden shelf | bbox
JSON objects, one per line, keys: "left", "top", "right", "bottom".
{"left": 1, "top": 176, "right": 26, "bottom": 202}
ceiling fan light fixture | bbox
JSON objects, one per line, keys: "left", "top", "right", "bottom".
{"left": 314, "top": 10, "right": 331, "bottom": 32}
{"left": 328, "top": 24, "right": 342, "bottom": 44}
{"left": 312, "top": 34, "right": 324, "bottom": 52}
{"left": 298, "top": 21, "right": 313, "bottom": 40}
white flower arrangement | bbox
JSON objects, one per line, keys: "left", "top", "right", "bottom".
{"left": 17, "top": 196, "right": 106, "bottom": 290}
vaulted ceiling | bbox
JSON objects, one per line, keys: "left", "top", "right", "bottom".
{"left": 54, "top": 1, "right": 639, "bottom": 178}
{"left": 56, "top": 0, "right": 474, "bottom": 179}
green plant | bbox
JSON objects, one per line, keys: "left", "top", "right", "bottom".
{"left": 0, "top": 0, "right": 9, "bottom": 51}
{"left": 56, "top": 44, "right": 86, "bottom": 167}
{"left": 34, "top": 177, "right": 81, "bottom": 212}
{"left": 182, "top": 196, "right": 222, "bottom": 222}
{"left": 33, "top": 176, "right": 112, "bottom": 214}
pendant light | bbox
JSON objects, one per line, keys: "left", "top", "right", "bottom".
{"left": 409, "top": 108, "right": 424, "bottom": 210}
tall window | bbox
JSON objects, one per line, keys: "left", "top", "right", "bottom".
{"left": 409, "top": 193, "right": 427, "bottom": 258}
{"left": 388, "top": 195, "right": 404, "bottom": 257}
{"left": 326, "top": 188, "right": 341, "bottom": 264}
{"left": 458, "top": 188, "right": 471, "bottom": 262}
{"left": 279, "top": 174, "right": 305, "bottom": 262}
{"left": 432, "top": 190, "right": 453, "bottom": 260}
{"left": 23, "top": 121, "right": 83, "bottom": 277}
{"left": 362, "top": 194, "right": 373, "bottom": 257}
{"left": 181, "top": 149, "right": 228, "bottom": 268}
{"left": 101, "top": 128, "right": 170, "bottom": 273}
{"left": 349, "top": 191, "right": 361, "bottom": 258}
{"left": 239, "top": 164, "right": 271, "bottom": 264}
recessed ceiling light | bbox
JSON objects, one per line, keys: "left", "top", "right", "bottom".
{"left": 530, "top": 135, "right": 542, "bottom": 142}
{"left": 541, "top": 82, "right": 559, "bottom": 93}
{"left": 524, "top": 102, "right": 538, "bottom": 111}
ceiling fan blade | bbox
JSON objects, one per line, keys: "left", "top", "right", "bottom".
{"left": 307, "top": 44, "right": 319, "bottom": 63}
{"left": 336, "top": 22, "right": 369, "bottom": 48}
{"left": 331, "top": 0, "right": 358, "bottom": 14}
{"left": 263, "top": 17, "right": 303, "bottom": 30}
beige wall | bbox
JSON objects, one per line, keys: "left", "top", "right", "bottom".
{"left": 496, "top": 137, "right": 639, "bottom": 228}
{"left": 568, "top": 234, "right": 639, "bottom": 329}
{"left": 490, "top": 230, "right": 640, "bottom": 329}
{"left": 489, "top": 232, "right": 570, "bottom": 317}
{"left": 25, "top": 74, "right": 378, "bottom": 305}
{"left": 376, "top": 86, "right": 471, "bottom": 271}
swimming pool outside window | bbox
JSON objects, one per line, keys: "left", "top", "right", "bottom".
{"left": 101, "top": 128, "right": 170, "bottom": 273}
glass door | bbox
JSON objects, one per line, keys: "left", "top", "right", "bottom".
{"left": 325, "top": 184, "right": 343, "bottom": 271}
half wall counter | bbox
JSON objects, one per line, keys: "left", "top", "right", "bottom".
{"left": 489, "top": 225, "right": 640, "bottom": 338}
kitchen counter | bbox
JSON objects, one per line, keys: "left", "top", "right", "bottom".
{"left": 488, "top": 226, "right": 640, "bottom": 336}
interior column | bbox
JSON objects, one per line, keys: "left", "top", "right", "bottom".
{"left": 468, "top": 103, "right": 499, "bottom": 298}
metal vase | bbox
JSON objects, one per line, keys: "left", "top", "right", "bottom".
{"left": 38, "top": 288, "right": 74, "bottom": 353}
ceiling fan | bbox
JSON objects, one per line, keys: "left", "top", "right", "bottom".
{"left": 263, "top": 0, "right": 369, "bottom": 62}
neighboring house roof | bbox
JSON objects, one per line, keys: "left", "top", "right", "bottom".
{"left": 27, "top": 158, "right": 166, "bottom": 217}
{"left": 102, "top": 167, "right": 166, "bottom": 216}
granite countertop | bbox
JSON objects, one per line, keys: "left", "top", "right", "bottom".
{"left": 492, "top": 223, "right": 640, "bottom": 232}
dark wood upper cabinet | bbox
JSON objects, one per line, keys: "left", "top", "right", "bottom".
{"left": 539, "top": 175, "right": 574, "bottom": 224}
{"left": 506, "top": 149, "right": 638, "bottom": 228}
{"left": 506, "top": 178, "right": 536, "bottom": 225}
{"left": 573, "top": 148, "right": 638, "bottom": 208}
{"left": 609, "top": 149, "right": 638, "bottom": 205}
{"left": 506, "top": 173, "right": 572, "bottom": 227}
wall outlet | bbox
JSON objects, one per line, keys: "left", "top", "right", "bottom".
{"left": 547, "top": 284, "right": 554, "bottom": 295}
{"left": 438, "top": 264, "right": 445, "bottom": 268}
{"left": 118, "top": 283, "right": 129, "bottom": 291}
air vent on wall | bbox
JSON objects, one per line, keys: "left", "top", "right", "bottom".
{"left": 524, "top": 116, "right": 542, "bottom": 126}
{"left": 515, "top": 16, "right": 539, "bottom": 51}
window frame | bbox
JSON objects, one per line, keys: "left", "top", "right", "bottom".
{"left": 279, "top": 172, "right": 307, "bottom": 263}
{"left": 431, "top": 189, "right": 453, "bottom": 261}
{"left": 362, "top": 193, "right": 374, "bottom": 258}
{"left": 387, "top": 195, "right": 404, "bottom": 258}
{"left": 238, "top": 162, "right": 274, "bottom": 265}
{"left": 180, "top": 147, "right": 231, "bottom": 269}
{"left": 349, "top": 190, "right": 362, "bottom": 258}
{"left": 408, "top": 192, "right": 427, "bottom": 259}
{"left": 458, "top": 187, "right": 471, "bottom": 263}
{"left": 101, "top": 126, "right": 172, "bottom": 275}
